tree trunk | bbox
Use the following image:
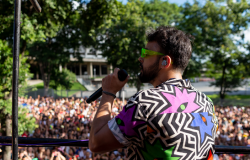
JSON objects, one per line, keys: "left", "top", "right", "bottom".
{"left": 44, "top": 86, "right": 49, "bottom": 97}
{"left": 39, "top": 63, "right": 51, "bottom": 96}
{"left": 219, "top": 65, "right": 226, "bottom": 106}
{"left": 44, "top": 75, "right": 50, "bottom": 96}
{"left": 3, "top": 114, "right": 11, "bottom": 160}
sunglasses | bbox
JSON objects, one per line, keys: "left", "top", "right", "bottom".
{"left": 141, "top": 48, "right": 165, "bottom": 58}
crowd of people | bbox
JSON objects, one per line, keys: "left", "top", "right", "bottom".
{"left": 1, "top": 95, "right": 250, "bottom": 160}
{"left": 214, "top": 105, "right": 250, "bottom": 160}
{"left": 16, "top": 95, "right": 127, "bottom": 160}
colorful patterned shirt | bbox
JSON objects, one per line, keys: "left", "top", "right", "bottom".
{"left": 108, "top": 79, "right": 218, "bottom": 160}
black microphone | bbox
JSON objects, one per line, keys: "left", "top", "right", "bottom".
{"left": 86, "top": 69, "right": 128, "bottom": 103}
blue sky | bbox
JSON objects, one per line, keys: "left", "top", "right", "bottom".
{"left": 159, "top": 0, "right": 193, "bottom": 6}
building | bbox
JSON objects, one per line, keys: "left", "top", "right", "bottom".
{"left": 67, "top": 47, "right": 112, "bottom": 90}
{"left": 29, "top": 46, "right": 111, "bottom": 91}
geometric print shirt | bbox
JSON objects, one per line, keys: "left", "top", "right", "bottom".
{"left": 108, "top": 79, "right": 218, "bottom": 160}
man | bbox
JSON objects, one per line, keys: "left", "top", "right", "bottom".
{"left": 89, "top": 26, "right": 218, "bottom": 160}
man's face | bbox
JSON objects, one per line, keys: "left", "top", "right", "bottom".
{"left": 138, "top": 41, "right": 162, "bottom": 83}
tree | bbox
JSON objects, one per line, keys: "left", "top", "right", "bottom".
{"left": 0, "top": 40, "right": 38, "bottom": 160}
{"left": 98, "top": 0, "right": 148, "bottom": 91}
{"left": 49, "top": 69, "right": 77, "bottom": 90}
{"left": 26, "top": 0, "right": 121, "bottom": 95}
{"left": 143, "top": 0, "right": 182, "bottom": 26}
{"left": 143, "top": 0, "right": 200, "bottom": 79}
{"left": 243, "top": 43, "right": 250, "bottom": 79}
{"left": 178, "top": 0, "right": 250, "bottom": 101}
{"left": 1, "top": 0, "right": 90, "bottom": 95}
{"left": 0, "top": 0, "right": 76, "bottom": 96}
{"left": 28, "top": 37, "right": 72, "bottom": 95}
{"left": 0, "top": 0, "right": 123, "bottom": 159}
{"left": 99, "top": 0, "right": 181, "bottom": 91}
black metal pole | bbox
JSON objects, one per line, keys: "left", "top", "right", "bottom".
{"left": 11, "top": 0, "right": 41, "bottom": 158}
{"left": 214, "top": 145, "right": 250, "bottom": 154}
{"left": 0, "top": 136, "right": 89, "bottom": 147}
{"left": 12, "top": 0, "right": 21, "bottom": 159}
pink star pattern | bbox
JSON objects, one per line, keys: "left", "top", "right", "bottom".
{"left": 160, "top": 87, "right": 200, "bottom": 114}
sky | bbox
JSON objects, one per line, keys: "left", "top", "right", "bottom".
{"left": 158, "top": 0, "right": 194, "bottom": 6}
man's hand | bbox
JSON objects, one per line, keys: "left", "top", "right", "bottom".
{"left": 102, "top": 68, "right": 129, "bottom": 95}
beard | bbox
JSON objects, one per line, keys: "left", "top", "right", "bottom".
{"left": 138, "top": 57, "right": 161, "bottom": 83}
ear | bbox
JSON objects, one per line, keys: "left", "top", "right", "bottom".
{"left": 166, "top": 56, "right": 172, "bottom": 68}
{"left": 161, "top": 56, "right": 171, "bottom": 68}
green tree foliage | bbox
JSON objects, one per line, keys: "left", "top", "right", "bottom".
{"left": 26, "top": 0, "right": 119, "bottom": 95}
{"left": 75, "top": 0, "right": 121, "bottom": 48}
{"left": 0, "top": 0, "right": 78, "bottom": 96}
{"left": 49, "top": 69, "right": 77, "bottom": 90}
{"left": 143, "top": 0, "right": 199, "bottom": 79}
{"left": 99, "top": 0, "right": 181, "bottom": 91}
{"left": 0, "top": 40, "right": 30, "bottom": 106}
{"left": 27, "top": 38, "right": 72, "bottom": 95}
{"left": 99, "top": 0, "right": 149, "bottom": 91}
{"left": 244, "top": 44, "right": 250, "bottom": 79}
{"left": 179, "top": 0, "right": 250, "bottom": 100}
{"left": 26, "top": 0, "right": 79, "bottom": 95}
{"left": 0, "top": 0, "right": 69, "bottom": 55}
{"left": 0, "top": 40, "right": 37, "bottom": 159}
{"left": 143, "top": 0, "right": 181, "bottom": 26}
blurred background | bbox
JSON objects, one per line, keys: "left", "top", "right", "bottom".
{"left": 1, "top": 0, "right": 250, "bottom": 159}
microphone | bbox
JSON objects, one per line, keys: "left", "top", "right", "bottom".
{"left": 86, "top": 69, "right": 128, "bottom": 103}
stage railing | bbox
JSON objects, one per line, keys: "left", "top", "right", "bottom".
{"left": 0, "top": 136, "right": 250, "bottom": 154}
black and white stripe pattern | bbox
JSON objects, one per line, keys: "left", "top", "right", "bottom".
{"left": 109, "top": 79, "right": 218, "bottom": 160}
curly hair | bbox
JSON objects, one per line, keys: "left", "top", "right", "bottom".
{"left": 146, "top": 26, "right": 194, "bottom": 73}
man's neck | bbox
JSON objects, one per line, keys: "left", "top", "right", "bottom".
{"left": 151, "top": 71, "right": 182, "bottom": 88}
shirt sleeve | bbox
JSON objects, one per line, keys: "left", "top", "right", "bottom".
{"left": 108, "top": 117, "right": 131, "bottom": 146}
{"left": 208, "top": 97, "right": 218, "bottom": 132}
{"left": 108, "top": 103, "right": 147, "bottom": 146}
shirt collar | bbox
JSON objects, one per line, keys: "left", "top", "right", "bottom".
{"left": 157, "top": 78, "right": 193, "bottom": 89}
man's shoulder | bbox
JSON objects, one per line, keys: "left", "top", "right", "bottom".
{"left": 128, "top": 87, "right": 161, "bottom": 102}
{"left": 191, "top": 86, "right": 214, "bottom": 106}
{"left": 127, "top": 83, "right": 213, "bottom": 110}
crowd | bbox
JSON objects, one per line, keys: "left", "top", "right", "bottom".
{"left": 16, "top": 95, "right": 127, "bottom": 160}
{"left": 214, "top": 105, "right": 250, "bottom": 160}
{"left": 1, "top": 95, "right": 250, "bottom": 160}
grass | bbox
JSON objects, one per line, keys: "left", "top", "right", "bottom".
{"left": 33, "top": 81, "right": 87, "bottom": 97}
{"left": 35, "top": 82, "right": 45, "bottom": 89}
{"left": 34, "top": 81, "right": 86, "bottom": 90}
{"left": 32, "top": 82, "right": 250, "bottom": 105}
{"left": 207, "top": 94, "right": 250, "bottom": 99}
{"left": 57, "top": 82, "right": 87, "bottom": 91}
{"left": 207, "top": 94, "right": 250, "bottom": 106}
